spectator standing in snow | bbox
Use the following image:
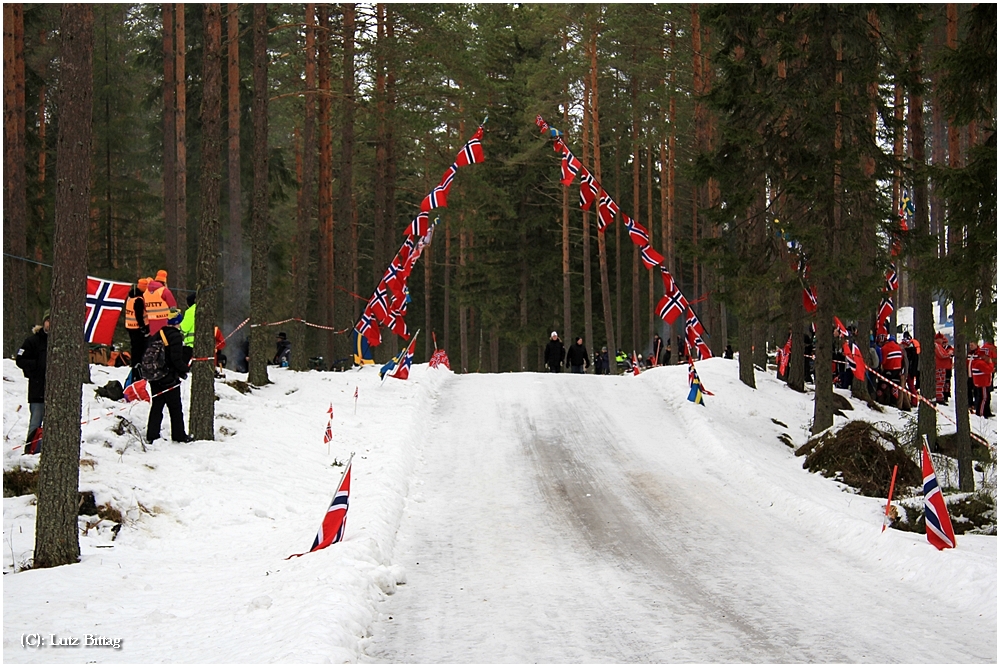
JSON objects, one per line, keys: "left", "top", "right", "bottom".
{"left": 145, "top": 309, "right": 194, "bottom": 443}
{"left": 970, "top": 345, "right": 994, "bottom": 418}
{"left": 544, "top": 331, "right": 565, "bottom": 373}
{"left": 566, "top": 337, "right": 590, "bottom": 374}
{"left": 273, "top": 332, "right": 292, "bottom": 366}
{"left": 934, "top": 333, "right": 953, "bottom": 404}
{"left": 594, "top": 346, "right": 610, "bottom": 375}
{"left": 15, "top": 313, "right": 49, "bottom": 441}
{"left": 124, "top": 279, "right": 149, "bottom": 370}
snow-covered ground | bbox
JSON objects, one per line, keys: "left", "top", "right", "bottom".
{"left": 3, "top": 357, "right": 996, "bottom": 663}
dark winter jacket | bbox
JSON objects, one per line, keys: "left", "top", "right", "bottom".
{"left": 149, "top": 325, "right": 189, "bottom": 392}
{"left": 16, "top": 328, "right": 48, "bottom": 403}
{"left": 544, "top": 339, "right": 565, "bottom": 369}
{"left": 566, "top": 342, "right": 590, "bottom": 369}
{"left": 594, "top": 351, "right": 610, "bottom": 375}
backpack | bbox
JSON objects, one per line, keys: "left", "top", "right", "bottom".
{"left": 95, "top": 380, "right": 125, "bottom": 402}
{"left": 141, "top": 330, "right": 170, "bottom": 382}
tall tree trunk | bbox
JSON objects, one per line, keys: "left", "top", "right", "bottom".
{"left": 946, "top": 3, "right": 973, "bottom": 491}
{"left": 589, "top": 15, "right": 617, "bottom": 371}
{"left": 337, "top": 3, "right": 356, "bottom": 360}
{"left": 631, "top": 70, "right": 640, "bottom": 356}
{"left": 423, "top": 229, "right": 432, "bottom": 361}
{"left": 175, "top": 3, "right": 187, "bottom": 289}
{"left": 3, "top": 3, "right": 27, "bottom": 357}
{"left": 520, "top": 223, "right": 529, "bottom": 370}
{"left": 384, "top": 8, "right": 397, "bottom": 292}
{"left": 190, "top": 3, "right": 223, "bottom": 442}
{"left": 247, "top": 3, "right": 270, "bottom": 387}
{"left": 34, "top": 4, "right": 93, "bottom": 570}
{"left": 646, "top": 144, "right": 654, "bottom": 353}
{"left": 561, "top": 83, "right": 571, "bottom": 345}
{"left": 317, "top": 4, "right": 334, "bottom": 368}
{"left": 459, "top": 227, "right": 469, "bottom": 373}
{"left": 224, "top": 3, "right": 247, "bottom": 369}
{"left": 690, "top": 4, "right": 702, "bottom": 306}
{"left": 291, "top": 4, "right": 316, "bottom": 371}
{"left": 444, "top": 220, "right": 451, "bottom": 353}
{"left": 581, "top": 48, "right": 595, "bottom": 365}
{"left": 788, "top": 288, "right": 805, "bottom": 392}
{"left": 908, "top": 43, "right": 937, "bottom": 448}
{"left": 373, "top": 4, "right": 388, "bottom": 284}
{"left": 162, "top": 3, "right": 177, "bottom": 290}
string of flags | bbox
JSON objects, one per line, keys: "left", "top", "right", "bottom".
{"left": 355, "top": 124, "right": 487, "bottom": 349}
{"left": 534, "top": 114, "right": 713, "bottom": 362}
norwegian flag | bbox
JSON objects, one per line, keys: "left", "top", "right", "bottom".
{"left": 420, "top": 165, "right": 457, "bottom": 212}
{"left": 778, "top": 335, "right": 792, "bottom": 377}
{"left": 885, "top": 263, "right": 898, "bottom": 292}
{"left": 288, "top": 456, "right": 353, "bottom": 558}
{"left": 355, "top": 311, "right": 382, "bottom": 347}
{"left": 535, "top": 114, "right": 549, "bottom": 134}
{"left": 660, "top": 266, "right": 677, "bottom": 294}
{"left": 383, "top": 259, "right": 407, "bottom": 298}
{"left": 85, "top": 277, "right": 131, "bottom": 345}
{"left": 597, "top": 191, "right": 618, "bottom": 232}
{"left": 802, "top": 286, "right": 818, "bottom": 313}
{"left": 390, "top": 286, "right": 410, "bottom": 317}
{"left": 656, "top": 281, "right": 688, "bottom": 326}
{"left": 367, "top": 284, "right": 393, "bottom": 325}
{"left": 398, "top": 234, "right": 418, "bottom": 266}
{"left": 631, "top": 352, "right": 641, "bottom": 376}
{"left": 323, "top": 422, "right": 333, "bottom": 445}
{"left": 640, "top": 245, "right": 664, "bottom": 270}
{"left": 386, "top": 310, "right": 410, "bottom": 339}
{"left": 845, "top": 340, "right": 867, "bottom": 381}
{"left": 623, "top": 215, "right": 650, "bottom": 246}
{"left": 834, "top": 316, "right": 849, "bottom": 339}
{"left": 579, "top": 169, "right": 599, "bottom": 211}
{"left": 560, "top": 149, "right": 582, "bottom": 186}
{"left": 407, "top": 212, "right": 430, "bottom": 238}
{"left": 685, "top": 309, "right": 713, "bottom": 360}
{"left": 877, "top": 297, "right": 894, "bottom": 329}
{"left": 454, "top": 126, "right": 485, "bottom": 167}
{"left": 922, "top": 441, "right": 956, "bottom": 550}
{"left": 429, "top": 348, "right": 450, "bottom": 369}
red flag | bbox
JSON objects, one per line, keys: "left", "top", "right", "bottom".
{"left": 834, "top": 316, "right": 848, "bottom": 339}
{"left": 327, "top": 402, "right": 334, "bottom": 417}
{"left": 454, "top": 126, "right": 485, "bottom": 167}
{"left": 802, "top": 286, "right": 818, "bottom": 313}
{"left": 323, "top": 422, "right": 333, "bottom": 445}
{"left": 922, "top": 443, "right": 956, "bottom": 550}
{"left": 85, "top": 277, "right": 131, "bottom": 345}
{"left": 623, "top": 214, "right": 650, "bottom": 246}
{"left": 406, "top": 212, "right": 430, "bottom": 237}
{"left": 288, "top": 458, "right": 352, "bottom": 558}
{"left": 597, "top": 191, "right": 618, "bottom": 232}
{"left": 579, "top": 168, "right": 599, "bottom": 211}
{"left": 640, "top": 245, "right": 664, "bottom": 270}
{"left": 560, "top": 150, "right": 582, "bottom": 186}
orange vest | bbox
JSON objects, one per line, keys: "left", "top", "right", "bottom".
{"left": 124, "top": 296, "right": 142, "bottom": 329}
{"left": 144, "top": 286, "right": 169, "bottom": 322}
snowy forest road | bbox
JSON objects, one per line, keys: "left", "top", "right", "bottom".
{"left": 364, "top": 371, "right": 994, "bottom": 663}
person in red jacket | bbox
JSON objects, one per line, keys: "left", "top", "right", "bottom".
{"left": 970, "top": 347, "right": 994, "bottom": 418}
{"left": 878, "top": 336, "right": 904, "bottom": 406}
{"left": 934, "top": 333, "right": 954, "bottom": 405}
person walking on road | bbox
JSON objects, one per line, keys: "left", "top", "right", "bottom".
{"left": 544, "top": 331, "right": 565, "bottom": 373}
{"left": 566, "top": 337, "right": 590, "bottom": 374}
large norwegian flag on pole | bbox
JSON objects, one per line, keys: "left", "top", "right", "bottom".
{"left": 922, "top": 438, "right": 956, "bottom": 550}
{"left": 287, "top": 454, "right": 353, "bottom": 559}
{"left": 85, "top": 277, "right": 131, "bottom": 345}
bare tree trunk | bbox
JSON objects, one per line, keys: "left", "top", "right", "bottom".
{"left": 631, "top": 79, "right": 640, "bottom": 356}
{"left": 247, "top": 3, "right": 270, "bottom": 387}
{"left": 423, "top": 231, "right": 432, "bottom": 361}
{"left": 337, "top": 3, "right": 356, "bottom": 361}
{"left": 190, "top": 3, "right": 223, "bottom": 442}
{"left": 460, "top": 227, "right": 469, "bottom": 373}
{"left": 561, "top": 82, "right": 571, "bottom": 344}
{"left": 224, "top": 3, "right": 247, "bottom": 369}
{"left": 490, "top": 328, "right": 499, "bottom": 373}
{"left": 690, "top": 4, "right": 702, "bottom": 306}
{"left": 581, "top": 51, "right": 595, "bottom": 363}
{"left": 646, "top": 144, "right": 654, "bottom": 351}
{"left": 162, "top": 3, "right": 177, "bottom": 288}
{"left": 175, "top": 3, "right": 187, "bottom": 289}
{"left": 521, "top": 224, "right": 529, "bottom": 370}
{"left": 385, "top": 8, "right": 397, "bottom": 290}
{"left": 589, "top": 15, "right": 617, "bottom": 371}
{"left": 444, "top": 220, "right": 451, "bottom": 353}
{"left": 373, "top": 4, "right": 388, "bottom": 284}
{"left": 946, "top": 3, "right": 973, "bottom": 491}
{"left": 34, "top": 4, "right": 93, "bottom": 570}
{"left": 317, "top": 4, "right": 334, "bottom": 368}
{"left": 3, "top": 3, "right": 28, "bottom": 357}
{"left": 291, "top": 4, "right": 316, "bottom": 371}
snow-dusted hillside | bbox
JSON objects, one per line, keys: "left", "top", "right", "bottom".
{"left": 3, "top": 358, "right": 996, "bottom": 662}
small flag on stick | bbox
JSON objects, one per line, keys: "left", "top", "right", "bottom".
{"left": 922, "top": 437, "right": 956, "bottom": 550}
{"left": 287, "top": 454, "right": 353, "bottom": 559}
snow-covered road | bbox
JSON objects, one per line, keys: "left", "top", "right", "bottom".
{"left": 366, "top": 371, "right": 996, "bottom": 663}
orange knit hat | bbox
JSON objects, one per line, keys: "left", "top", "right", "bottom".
{"left": 137, "top": 277, "right": 150, "bottom": 292}
{"left": 155, "top": 269, "right": 168, "bottom": 283}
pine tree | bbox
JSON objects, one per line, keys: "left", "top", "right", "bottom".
{"left": 34, "top": 3, "right": 94, "bottom": 569}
